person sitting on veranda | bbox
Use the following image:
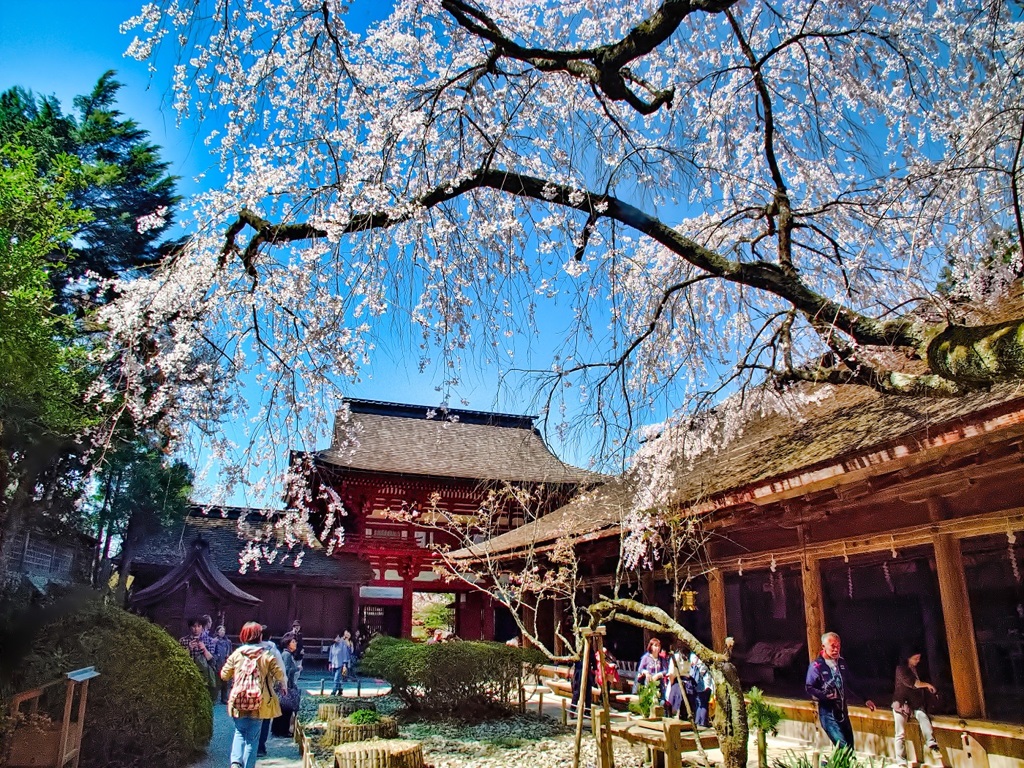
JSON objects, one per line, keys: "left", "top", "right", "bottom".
{"left": 892, "top": 647, "right": 941, "bottom": 765}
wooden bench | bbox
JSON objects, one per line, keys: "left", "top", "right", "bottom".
{"left": 604, "top": 713, "right": 718, "bottom": 768}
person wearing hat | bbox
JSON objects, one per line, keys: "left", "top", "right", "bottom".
{"left": 892, "top": 648, "right": 941, "bottom": 764}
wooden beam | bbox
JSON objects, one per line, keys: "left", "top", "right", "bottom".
{"left": 707, "top": 568, "right": 727, "bottom": 653}
{"left": 932, "top": 533, "right": 986, "bottom": 718}
{"left": 801, "top": 554, "right": 825, "bottom": 663}
{"left": 710, "top": 507, "right": 1024, "bottom": 573}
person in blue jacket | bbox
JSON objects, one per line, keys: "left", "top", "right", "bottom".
{"left": 805, "top": 632, "right": 876, "bottom": 750}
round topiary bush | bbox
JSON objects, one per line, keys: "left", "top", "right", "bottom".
{"left": 16, "top": 600, "right": 212, "bottom": 768}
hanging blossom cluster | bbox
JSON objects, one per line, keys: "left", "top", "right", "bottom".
{"left": 109, "top": 0, "right": 1024, "bottom": 555}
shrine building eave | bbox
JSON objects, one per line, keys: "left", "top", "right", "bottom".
{"left": 455, "top": 383, "right": 1024, "bottom": 561}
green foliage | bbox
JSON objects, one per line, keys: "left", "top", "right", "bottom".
{"left": 359, "top": 636, "right": 546, "bottom": 714}
{"left": 15, "top": 600, "right": 212, "bottom": 768}
{"left": 747, "top": 686, "right": 784, "bottom": 735}
{"left": 347, "top": 709, "right": 382, "bottom": 725}
{"left": 0, "top": 72, "right": 179, "bottom": 301}
{"left": 89, "top": 440, "right": 193, "bottom": 551}
{"left": 773, "top": 746, "right": 883, "bottom": 768}
{"left": 0, "top": 142, "right": 93, "bottom": 438}
{"left": 628, "top": 678, "right": 661, "bottom": 718}
{"left": 415, "top": 597, "right": 455, "bottom": 633}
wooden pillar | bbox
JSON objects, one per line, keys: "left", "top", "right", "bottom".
{"left": 289, "top": 582, "right": 299, "bottom": 626}
{"left": 932, "top": 534, "right": 986, "bottom": 717}
{"left": 400, "top": 564, "right": 415, "bottom": 638}
{"left": 350, "top": 586, "right": 361, "bottom": 632}
{"left": 801, "top": 554, "right": 825, "bottom": 662}
{"left": 707, "top": 569, "right": 727, "bottom": 653}
{"left": 482, "top": 594, "right": 496, "bottom": 641}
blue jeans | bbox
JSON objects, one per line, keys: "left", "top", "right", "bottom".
{"left": 258, "top": 717, "right": 270, "bottom": 752}
{"left": 819, "top": 706, "right": 855, "bottom": 750}
{"left": 230, "top": 716, "right": 263, "bottom": 768}
{"left": 332, "top": 664, "right": 349, "bottom": 692}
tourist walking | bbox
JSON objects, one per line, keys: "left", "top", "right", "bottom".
{"left": 179, "top": 616, "right": 219, "bottom": 701}
{"left": 221, "top": 622, "right": 286, "bottom": 768}
{"left": 664, "top": 648, "right": 690, "bottom": 717}
{"left": 271, "top": 634, "right": 302, "bottom": 737}
{"left": 806, "top": 631, "right": 876, "bottom": 751}
{"left": 892, "top": 648, "right": 941, "bottom": 764}
{"left": 329, "top": 630, "right": 354, "bottom": 694}
{"left": 256, "top": 626, "right": 286, "bottom": 756}
{"left": 289, "top": 620, "right": 304, "bottom": 671}
{"left": 689, "top": 651, "right": 714, "bottom": 727}
{"left": 210, "top": 625, "right": 234, "bottom": 704}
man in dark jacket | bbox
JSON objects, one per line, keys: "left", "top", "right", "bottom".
{"left": 805, "top": 632, "right": 876, "bottom": 750}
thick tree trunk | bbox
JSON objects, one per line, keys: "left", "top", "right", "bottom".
{"left": 927, "top": 318, "right": 1024, "bottom": 386}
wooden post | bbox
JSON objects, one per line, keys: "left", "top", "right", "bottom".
{"left": 400, "top": 564, "right": 415, "bottom": 638}
{"left": 593, "top": 706, "right": 614, "bottom": 768}
{"left": 662, "top": 718, "right": 684, "bottom": 768}
{"left": 932, "top": 534, "right": 986, "bottom": 717}
{"left": 72, "top": 677, "right": 91, "bottom": 768}
{"left": 801, "top": 554, "right": 825, "bottom": 662}
{"left": 59, "top": 678, "right": 75, "bottom": 766}
{"left": 572, "top": 633, "right": 592, "bottom": 768}
{"left": 593, "top": 628, "right": 615, "bottom": 768}
{"left": 707, "top": 569, "right": 727, "bottom": 653}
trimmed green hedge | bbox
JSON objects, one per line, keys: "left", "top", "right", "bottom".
{"left": 17, "top": 601, "right": 212, "bottom": 768}
{"left": 359, "top": 636, "right": 545, "bottom": 713}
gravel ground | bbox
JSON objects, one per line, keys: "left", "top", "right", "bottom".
{"left": 194, "top": 671, "right": 828, "bottom": 768}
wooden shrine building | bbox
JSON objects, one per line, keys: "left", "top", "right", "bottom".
{"left": 300, "top": 398, "right": 600, "bottom": 640}
{"left": 129, "top": 506, "right": 372, "bottom": 639}
{"left": 464, "top": 383, "right": 1024, "bottom": 766}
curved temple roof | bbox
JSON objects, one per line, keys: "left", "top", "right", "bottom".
{"left": 316, "top": 398, "right": 602, "bottom": 485}
{"left": 130, "top": 537, "right": 261, "bottom": 608}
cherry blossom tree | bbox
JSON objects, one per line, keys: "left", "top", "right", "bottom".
{"left": 110, "top": 0, "right": 1024, "bottom": 470}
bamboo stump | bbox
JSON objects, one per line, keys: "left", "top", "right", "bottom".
{"left": 322, "top": 717, "right": 399, "bottom": 746}
{"left": 333, "top": 739, "right": 424, "bottom": 768}
{"left": 319, "top": 703, "right": 342, "bottom": 721}
{"left": 318, "top": 701, "right": 377, "bottom": 721}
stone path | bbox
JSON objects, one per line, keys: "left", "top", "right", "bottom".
{"left": 189, "top": 671, "right": 391, "bottom": 768}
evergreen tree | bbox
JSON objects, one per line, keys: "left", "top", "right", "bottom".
{"left": 0, "top": 74, "right": 182, "bottom": 562}
{"left": 0, "top": 71, "right": 180, "bottom": 306}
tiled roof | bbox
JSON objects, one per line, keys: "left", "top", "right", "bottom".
{"left": 316, "top": 399, "right": 602, "bottom": 484}
{"left": 465, "top": 382, "right": 1024, "bottom": 556}
{"left": 131, "top": 538, "right": 261, "bottom": 606}
{"left": 131, "top": 510, "right": 372, "bottom": 582}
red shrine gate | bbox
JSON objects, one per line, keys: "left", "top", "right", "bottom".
{"left": 299, "top": 399, "right": 598, "bottom": 639}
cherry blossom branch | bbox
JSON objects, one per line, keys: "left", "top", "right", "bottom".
{"left": 440, "top": 0, "right": 739, "bottom": 115}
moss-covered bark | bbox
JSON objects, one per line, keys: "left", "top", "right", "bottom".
{"left": 927, "top": 318, "right": 1024, "bottom": 386}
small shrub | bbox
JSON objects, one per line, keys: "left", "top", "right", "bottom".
{"left": 348, "top": 709, "right": 381, "bottom": 724}
{"left": 359, "top": 636, "right": 545, "bottom": 714}
{"left": 15, "top": 600, "right": 212, "bottom": 768}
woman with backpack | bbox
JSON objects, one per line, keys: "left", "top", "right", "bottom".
{"left": 221, "top": 622, "right": 287, "bottom": 768}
